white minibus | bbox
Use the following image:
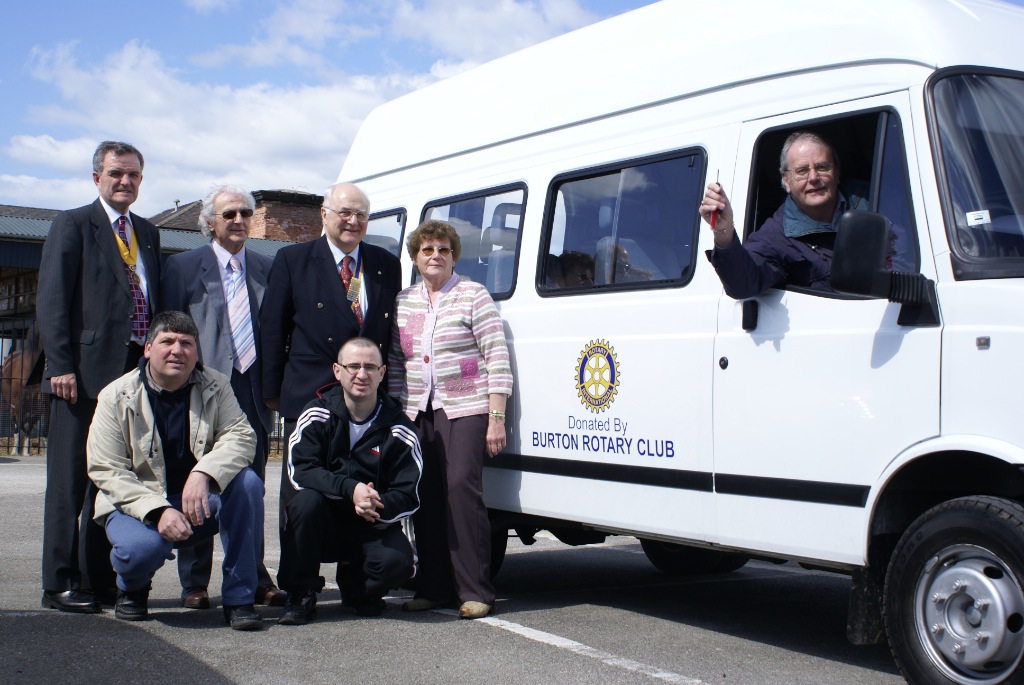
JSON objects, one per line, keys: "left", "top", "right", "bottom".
{"left": 342, "top": 1, "right": 1024, "bottom": 682}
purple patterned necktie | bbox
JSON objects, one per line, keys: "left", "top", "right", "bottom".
{"left": 117, "top": 216, "right": 149, "bottom": 339}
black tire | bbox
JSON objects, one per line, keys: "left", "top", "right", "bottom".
{"left": 884, "top": 496, "right": 1024, "bottom": 685}
{"left": 640, "top": 539, "right": 727, "bottom": 575}
{"left": 714, "top": 552, "right": 750, "bottom": 574}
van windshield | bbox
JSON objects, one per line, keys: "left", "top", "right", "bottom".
{"left": 932, "top": 72, "right": 1024, "bottom": 268}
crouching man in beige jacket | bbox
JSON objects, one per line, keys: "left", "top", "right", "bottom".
{"left": 87, "top": 310, "right": 265, "bottom": 630}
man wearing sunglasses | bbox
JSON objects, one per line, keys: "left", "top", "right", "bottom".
{"left": 161, "top": 185, "right": 286, "bottom": 610}
{"left": 276, "top": 337, "right": 421, "bottom": 624}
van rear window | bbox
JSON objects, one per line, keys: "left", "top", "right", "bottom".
{"left": 422, "top": 185, "right": 525, "bottom": 299}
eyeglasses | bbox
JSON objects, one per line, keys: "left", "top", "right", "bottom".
{"left": 337, "top": 362, "right": 382, "bottom": 374}
{"left": 325, "top": 206, "right": 369, "bottom": 222}
{"left": 221, "top": 208, "right": 254, "bottom": 220}
{"left": 420, "top": 246, "right": 453, "bottom": 257}
{"left": 785, "top": 162, "right": 835, "bottom": 180}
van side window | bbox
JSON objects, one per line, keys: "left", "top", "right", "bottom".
{"left": 541, "top": 151, "right": 703, "bottom": 293}
{"left": 366, "top": 210, "right": 406, "bottom": 258}
{"left": 746, "top": 111, "right": 919, "bottom": 295}
{"left": 422, "top": 186, "right": 525, "bottom": 298}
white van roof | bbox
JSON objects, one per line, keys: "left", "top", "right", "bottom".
{"left": 342, "top": 0, "right": 1024, "bottom": 181}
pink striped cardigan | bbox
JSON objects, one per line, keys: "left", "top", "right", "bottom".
{"left": 388, "top": 276, "right": 512, "bottom": 420}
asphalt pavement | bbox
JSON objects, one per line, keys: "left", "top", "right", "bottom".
{"left": 0, "top": 454, "right": 908, "bottom": 684}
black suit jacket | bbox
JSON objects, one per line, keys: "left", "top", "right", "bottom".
{"left": 161, "top": 243, "right": 273, "bottom": 431}
{"left": 260, "top": 236, "right": 401, "bottom": 419}
{"left": 37, "top": 199, "right": 161, "bottom": 400}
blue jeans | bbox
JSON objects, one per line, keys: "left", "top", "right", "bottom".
{"left": 104, "top": 467, "right": 264, "bottom": 606}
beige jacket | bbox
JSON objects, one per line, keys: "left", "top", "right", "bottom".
{"left": 87, "top": 364, "right": 256, "bottom": 522}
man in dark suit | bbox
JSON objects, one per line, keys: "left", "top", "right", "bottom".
{"left": 261, "top": 182, "right": 402, "bottom": 427}
{"left": 261, "top": 182, "right": 402, "bottom": 603}
{"left": 161, "top": 185, "right": 287, "bottom": 611}
{"left": 37, "top": 140, "right": 161, "bottom": 613}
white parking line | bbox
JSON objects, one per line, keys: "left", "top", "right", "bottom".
{"left": 434, "top": 608, "right": 702, "bottom": 684}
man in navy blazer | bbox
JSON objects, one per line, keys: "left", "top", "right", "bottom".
{"left": 261, "top": 182, "right": 401, "bottom": 604}
{"left": 37, "top": 141, "right": 161, "bottom": 613}
{"left": 161, "top": 185, "right": 286, "bottom": 609}
{"left": 261, "top": 182, "right": 402, "bottom": 427}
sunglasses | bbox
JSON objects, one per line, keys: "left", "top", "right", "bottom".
{"left": 420, "top": 246, "right": 453, "bottom": 257}
{"left": 221, "top": 208, "right": 254, "bottom": 220}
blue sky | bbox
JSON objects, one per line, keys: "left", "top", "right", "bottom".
{"left": 0, "top": 0, "right": 655, "bottom": 216}
{"left": 2, "top": 0, "right": 1023, "bottom": 217}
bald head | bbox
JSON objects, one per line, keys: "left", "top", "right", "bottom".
{"left": 322, "top": 182, "right": 370, "bottom": 252}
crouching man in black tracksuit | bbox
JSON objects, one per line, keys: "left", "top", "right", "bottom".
{"left": 277, "top": 337, "right": 422, "bottom": 625}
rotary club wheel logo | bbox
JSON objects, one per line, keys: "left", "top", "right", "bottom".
{"left": 576, "top": 339, "right": 620, "bottom": 413}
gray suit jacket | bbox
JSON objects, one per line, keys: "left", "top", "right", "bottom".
{"left": 161, "top": 243, "right": 273, "bottom": 431}
{"left": 37, "top": 198, "right": 161, "bottom": 400}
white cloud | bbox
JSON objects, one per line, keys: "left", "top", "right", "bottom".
{"left": 184, "top": 0, "right": 239, "bottom": 12}
{"left": 6, "top": 135, "right": 96, "bottom": 174}
{"left": 391, "top": 0, "right": 598, "bottom": 65}
{"left": 192, "top": 0, "right": 381, "bottom": 70}
{"left": 9, "top": 40, "right": 410, "bottom": 215}
{"left": 0, "top": 0, "right": 623, "bottom": 215}
{"left": 0, "top": 174, "right": 98, "bottom": 211}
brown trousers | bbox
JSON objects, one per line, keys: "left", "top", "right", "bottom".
{"left": 412, "top": 407, "right": 494, "bottom": 605}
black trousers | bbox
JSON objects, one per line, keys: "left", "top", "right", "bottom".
{"left": 41, "top": 343, "right": 144, "bottom": 593}
{"left": 176, "top": 366, "right": 273, "bottom": 590}
{"left": 278, "top": 489, "right": 414, "bottom": 599}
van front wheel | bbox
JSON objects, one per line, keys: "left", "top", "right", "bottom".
{"left": 884, "top": 496, "right": 1024, "bottom": 685}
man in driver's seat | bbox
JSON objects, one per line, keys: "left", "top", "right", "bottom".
{"left": 699, "top": 131, "right": 875, "bottom": 299}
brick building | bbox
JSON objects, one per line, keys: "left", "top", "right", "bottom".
{"left": 151, "top": 189, "right": 324, "bottom": 243}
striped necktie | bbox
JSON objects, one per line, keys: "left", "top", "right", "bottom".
{"left": 226, "top": 256, "right": 256, "bottom": 373}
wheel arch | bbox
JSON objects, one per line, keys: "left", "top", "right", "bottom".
{"left": 869, "top": 448, "right": 1024, "bottom": 544}
{"left": 848, "top": 444, "right": 1024, "bottom": 646}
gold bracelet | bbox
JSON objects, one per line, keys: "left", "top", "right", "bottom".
{"left": 488, "top": 410, "right": 506, "bottom": 420}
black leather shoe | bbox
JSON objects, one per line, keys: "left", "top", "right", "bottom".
{"left": 92, "top": 588, "right": 118, "bottom": 606}
{"left": 41, "top": 590, "right": 101, "bottom": 614}
{"left": 278, "top": 590, "right": 317, "bottom": 625}
{"left": 114, "top": 588, "right": 150, "bottom": 621}
{"left": 223, "top": 604, "right": 262, "bottom": 631}
{"left": 353, "top": 597, "right": 386, "bottom": 617}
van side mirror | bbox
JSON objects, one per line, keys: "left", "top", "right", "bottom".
{"left": 831, "top": 211, "right": 940, "bottom": 327}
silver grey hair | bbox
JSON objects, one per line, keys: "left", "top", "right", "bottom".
{"left": 198, "top": 185, "right": 256, "bottom": 238}
{"left": 778, "top": 130, "right": 838, "bottom": 175}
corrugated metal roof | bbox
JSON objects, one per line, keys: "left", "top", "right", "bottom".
{"left": 0, "top": 216, "right": 51, "bottom": 239}
{"left": 0, "top": 204, "right": 60, "bottom": 220}
{"left": 157, "top": 229, "right": 294, "bottom": 257}
{"left": 0, "top": 216, "right": 293, "bottom": 256}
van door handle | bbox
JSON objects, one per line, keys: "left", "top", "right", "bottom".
{"left": 742, "top": 300, "right": 759, "bottom": 331}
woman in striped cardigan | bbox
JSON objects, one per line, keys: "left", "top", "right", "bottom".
{"left": 388, "top": 220, "right": 512, "bottom": 619}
